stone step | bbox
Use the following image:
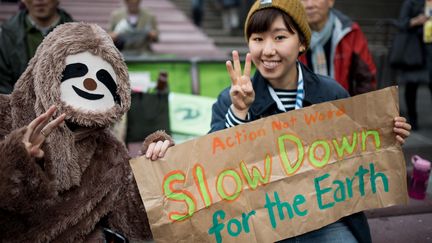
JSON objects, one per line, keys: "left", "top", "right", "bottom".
{"left": 202, "top": 20, "right": 223, "bottom": 29}
{"left": 204, "top": 28, "right": 244, "bottom": 37}
{"left": 213, "top": 36, "right": 246, "bottom": 46}
{"left": 169, "top": 0, "right": 246, "bottom": 55}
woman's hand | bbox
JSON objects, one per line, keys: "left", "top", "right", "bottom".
{"left": 145, "top": 140, "right": 173, "bottom": 161}
{"left": 22, "top": 105, "right": 66, "bottom": 158}
{"left": 393, "top": 116, "right": 411, "bottom": 145}
{"left": 226, "top": 50, "right": 255, "bottom": 120}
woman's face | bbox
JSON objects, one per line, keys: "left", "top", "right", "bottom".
{"left": 248, "top": 15, "right": 305, "bottom": 88}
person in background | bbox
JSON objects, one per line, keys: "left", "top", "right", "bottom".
{"left": 0, "top": 0, "right": 73, "bottom": 94}
{"left": 395, "top": 0, "right": 432, "bottom": 130}
{"left": 109, "top": 0, "right": 158, "bottom": 56}
{"left": 239, "top": 0, "right": 254, "bottom": 29}
{"left": 220, "top": 0, "right": 240, "bottom": 33}
{"left": 192, "top": 0, "right": 204, "bottom": 27}
{"left": 298, "top": 0, "right": 377, "bottom": 96}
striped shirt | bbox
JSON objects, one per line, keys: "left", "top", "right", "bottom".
{"left": 273, "top": 88, "right": 297, "bottom": 112}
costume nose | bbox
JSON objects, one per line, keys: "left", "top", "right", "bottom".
{"left": 83, "top": 78, "right": 97, "bottom": 91}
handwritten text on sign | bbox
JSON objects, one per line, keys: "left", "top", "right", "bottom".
{"left": 130, "top": 87, "right": 408, "bottom": 243}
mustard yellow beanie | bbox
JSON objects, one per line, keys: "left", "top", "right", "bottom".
{"left": 244, "top": 0, "right": 311, "bottom": 48}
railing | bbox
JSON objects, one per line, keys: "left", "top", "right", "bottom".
{"left": 126, "top": 56, "right": 232, "bottom": 97}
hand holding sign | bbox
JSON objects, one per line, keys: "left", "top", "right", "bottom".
{"left": 393, "top": 116, "right": 411, "bottom": 145}
{"left": 226, "top": 51, "right": 255, "bottom": 120}
{"left": 22, "top": 105, "right": 66, "bottom": 158}
{"left": 145, "top": 140, "right": 173, "bottom": 161}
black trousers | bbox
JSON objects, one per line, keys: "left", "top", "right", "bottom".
{"left": 404, "top": 44, "right": 432, "bottom": 129}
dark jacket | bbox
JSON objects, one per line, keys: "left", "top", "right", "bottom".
{"left": 0, "top": 9, "right": 73, "bottom": 94}
{"left": 299, "top": 9, "right": 377, "bottom": 95}
{"left": 396, "top": 0, "right": 430, "bottom": 83}
{"left": 210, "top": 63, "right": 372, "bottom": 243}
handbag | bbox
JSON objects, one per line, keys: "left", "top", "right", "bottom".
{"left": 389, "top": 31, "right": 424, "bottom": 69}
{"left": 126, "top": 92, "right": 170, "bottom": 143}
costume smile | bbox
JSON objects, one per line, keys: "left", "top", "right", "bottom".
{"left": 72, "top": 85, "right": 104, "bottom": 100}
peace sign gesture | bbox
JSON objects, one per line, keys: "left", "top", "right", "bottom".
{"left": 22, "top": 105, "right": 66, "bottom": 158}
{"left": 226, "top": 50, "right": 255, "bottom": 119}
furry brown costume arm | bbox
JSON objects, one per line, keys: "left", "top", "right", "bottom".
{"left": 140, "top": 130, "right": 174, "bottom": 155}
{"left": 106, "top": 130, "right": 173, "bottom": 240}
{"left": 108, "top": 166, "right": 154, "bottom": 241}
{"left": 0, "top": 94, "right": 12, "bottom": 136}
{"left": 101, "top": 132, "right": 153, "bottom": 241}
{"left": 0, "top": 127, "right": 55, "bottom": 213}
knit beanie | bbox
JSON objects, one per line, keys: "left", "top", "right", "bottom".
{"left": 244, "top": 0, "right": 311, "bottom": 48}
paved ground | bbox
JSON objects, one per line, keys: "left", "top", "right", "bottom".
{"left": 369, "top": 213, "right": 432, "bottom": 242}
{"left": 367, "top": 84, "right": 432, "bottom": 243}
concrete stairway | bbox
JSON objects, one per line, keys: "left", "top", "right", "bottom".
{"left": 138, "top": 0, "right": 225, "bottom": 58}
{"left": 170, "top": 0, "right": 405, "bottom": 59}
{"left": 0, "top": 0, "right": 225, "bottom": 59}
{"left": 170, "top": 0, "right": 247, "bottom": 58}
{"left": 2, "top": 0, "right": 402, "bottom": 59}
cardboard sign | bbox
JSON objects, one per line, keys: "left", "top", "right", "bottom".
{"left": 130, "top": 87, "right": 408, "bottom": 243}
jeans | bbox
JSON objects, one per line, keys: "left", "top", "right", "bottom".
{"left": 277, "top": 221, "right": 358, "bottom": 243}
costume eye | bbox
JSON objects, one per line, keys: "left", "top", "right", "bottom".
{"left": 96, "top": 69, "right": 121, "bottom": 105}
{"left": 61, "top": 63, "right": 88, "bottom": 82}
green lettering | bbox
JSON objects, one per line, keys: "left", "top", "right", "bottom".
{"left": 309, "top": 140, "right": 331, "bottom": 168}
{"left": 227, "top": 219, "right": 242, "bottom": 237}
{"left": 264, "top": 193, "right": 277, "bottom": 228}
{"left": 293, "top": 194, "right": 308, "bottom": 216}
{"left": 345, "top": 176, "right": 355, "bottom": 198}
{"left": 314, "top": 173, "right": 334, "bottom": 210}
{"left": 362, "top": 130, "right": 381, "bottom": 151}
{"left": 355, "top": 165, "right": 369, "bottom": 196}
{"left": 217, "top": 169, "right": 243, "bottom": 201}
{"left": 369, "top": 163, "right": 389, "bottom": 193}
{"left": 193, "top": 164, "right": 212, "bottom": 207}
{"left": 274, "top": 191, "right": 294, "bottom": 220}
{"left": 333, "top": 180, "right": 346, "bottom": 202}
{"left": 208, "top": 210, "right": 225, "bottom": 243}
{"left": 333, "top": 132, "right": 358, "bottom": 158}
{"left": 240, "top": 154, "right": 272, "bottom": 190}
{"left": 278, "top": 134, "right": 304, "bottom": 175}
{"left": 242, "top": 210, "right": 256, "bottom": 233}
{"left": 163, "top": 171, "right": 196, "bottom": 221}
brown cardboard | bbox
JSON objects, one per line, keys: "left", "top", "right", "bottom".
{"left": 130, "top": 86, "right": 408, "bottom": 243}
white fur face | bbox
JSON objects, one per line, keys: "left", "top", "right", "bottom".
{"left": 60, "top": 51, "right": 120, "bottom": 112}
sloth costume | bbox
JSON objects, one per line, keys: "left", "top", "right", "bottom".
{"left": 0, "top": 22, "right": 172, "bottom": 242}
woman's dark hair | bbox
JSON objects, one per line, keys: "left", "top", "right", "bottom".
{"left": 246, "top": 8, "right": 306, "bottom": 46}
